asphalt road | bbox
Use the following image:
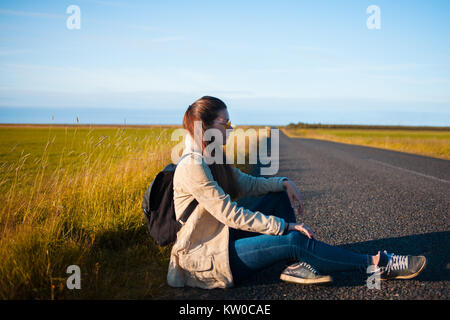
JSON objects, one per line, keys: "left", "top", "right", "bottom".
{"left": 161, "top": 130, "right": 449, "bottom": 300}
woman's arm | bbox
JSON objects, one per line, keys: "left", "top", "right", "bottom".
{"left": 281, "top": 179, "right": 304, "bottom": 216}
{"left": 177, "top": 154, "right": 287, "bottom": 236}
{"left": 287, "top": 223, "right": 315, "bottom": 239}
{"left": 233, "top": 165, "right": 305, "bottom": 216}
{"left": 231, "top": 166, "right": 288, "bottom": 198}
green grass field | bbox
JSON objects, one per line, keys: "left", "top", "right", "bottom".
{"left": 282, "top": 127, "right": 450, "bottom": 160}
{"left": 0, "top": 125, "right": 181, "bottom": 299}
{"left": 0, "top": 124, "right": 260, "bottom": 299}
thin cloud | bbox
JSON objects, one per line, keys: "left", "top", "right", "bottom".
{"left": 150, "top": 36, "right": 183, "bottom": 43}
{"left": 90, "top": 0, "right": 136, "bottom": 8}
{"left": 0, "top": 49, "right": 32, "bottom": 56}
{"left": 369, "top": 74, "right": 450, "bottom": 85}
{"left": 127, "top": 24, "right": 181, "bottom": 39}
{"left": 128, "top": 24, "right": 163, "bottom": 32}
{"left": 0, "top": 8, "right": 64, "bottom": 19}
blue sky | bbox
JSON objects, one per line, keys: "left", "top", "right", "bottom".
{"left": 0, "top": 0, "right": 449, "bottom": 125}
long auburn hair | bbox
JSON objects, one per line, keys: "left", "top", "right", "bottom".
{"left": 182, "top": 96, "right": 240, "bottom": 200}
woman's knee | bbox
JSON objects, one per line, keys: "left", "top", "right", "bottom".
{"left": 277, "top": 190, "right": 297, "bottom": 223}
{"left": 286, "top": 230, "right": 312, "bottom": 248}
{"left": 259, "top": 191, "right": 296, "bottom": 223}
{"left": 264, "top": 191, "right": 286, "bottom": 202}
{"left": 279, "top": 190, "right": 292, "bottom": 205}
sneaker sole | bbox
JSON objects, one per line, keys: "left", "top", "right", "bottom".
{"left": 280, "top": 274, "right": 333, "bottom": 285}
{"left": 380, "top": 256, "right": 427, "bottom": 280}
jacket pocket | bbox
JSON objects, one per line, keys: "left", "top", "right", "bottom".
{"left": 178, "top": 252, "right": 213, "bottom": 272}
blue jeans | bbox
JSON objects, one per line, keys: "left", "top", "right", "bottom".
{"left": 229, "top": 191, "right": 371, "bottom": 284}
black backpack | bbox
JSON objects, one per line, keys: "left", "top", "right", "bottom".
{"left": 142, "top": 153, "right": 199, "bottom": 246}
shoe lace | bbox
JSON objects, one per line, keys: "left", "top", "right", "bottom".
{"left": 299, "top": 262, "right": 319, "bottom": 275}
{"left": 386, "top": 254, "right": 408, "bottom": 273}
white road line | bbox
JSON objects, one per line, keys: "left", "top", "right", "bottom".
{"left": 368, "top": 159, "right": 450, "bottom": 184}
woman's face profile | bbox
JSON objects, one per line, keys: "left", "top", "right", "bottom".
{"left": 210, "top": 109, "right": 232, "bottom": 145}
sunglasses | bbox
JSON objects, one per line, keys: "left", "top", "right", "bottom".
{"left": 214, "top": 119, "right": 232, "bottom": 129}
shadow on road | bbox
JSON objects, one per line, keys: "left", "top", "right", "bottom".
{"left": 335, "top": 231, "right": 450, "bottom": 284}
{"left": 235, "top": 231, "right": 450, "bottom": 289}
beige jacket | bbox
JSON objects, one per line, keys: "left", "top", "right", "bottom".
{"left": 167, "top": 133, "right": 288, "bottom": 289}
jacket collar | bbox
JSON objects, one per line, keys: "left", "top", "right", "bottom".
{"left": 181, "top": 132, "right": 209, "bottom": 163}
{"left": 182, "top": 132, "right": 219, "bottom": 164}
{"left": 183, "top": 131, "right": 203, "bottom": 155}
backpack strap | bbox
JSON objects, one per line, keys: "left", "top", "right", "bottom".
{"left": 176, "top": 150, "right": 202, "bottom": 225}
{"left": 178, "top": 198, "right": 199, "bottom": 224}
{"left": 176, "top": 150, "right": 203, "bottom": 165}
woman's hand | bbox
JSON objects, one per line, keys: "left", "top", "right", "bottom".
{"left": 282, "top": 179, "right": 304, "bottom": 216}
{"left": 288, "top": 223, "right": 315, "bottom": 240}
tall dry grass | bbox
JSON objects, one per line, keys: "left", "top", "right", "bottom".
{"left": 0, "top": 125, "right": 265, "bottom": 299}
{"left": 0, "top": 126, "right": 179, "bottom": 299}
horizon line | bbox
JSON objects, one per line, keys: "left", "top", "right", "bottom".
{"left": 1, "top": 123, "right": 449, "bottom": 129}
